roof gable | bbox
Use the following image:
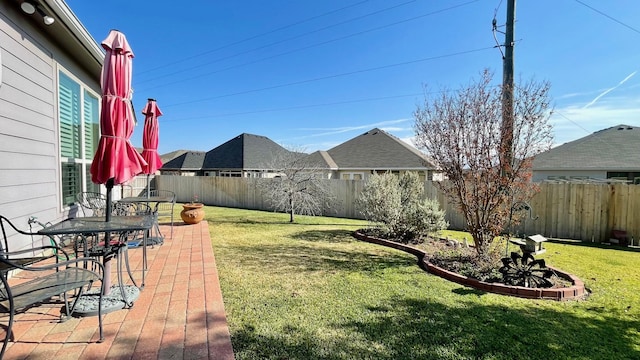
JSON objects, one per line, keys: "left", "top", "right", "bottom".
{"left": 326, "top": 128, "right": 435, "bottom": 169}
{"left": 161, "top": 151, "right": 206, "bottom": 170}
{"left": 202, "top": 133, "right": 290, "bottom": 170}
{"left": 160, "top": 150, "right": 189, "bottom": 164}
{"left": 305, "top": 150, "right": 338, "bottom": 169}
{"left": 533, "top": 124, "right": 640, "bottom": 170}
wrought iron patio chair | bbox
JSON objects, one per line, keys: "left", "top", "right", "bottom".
{"left": 0, "top": 215, "right": 105, "bottom": 357}
{"left": 72, "top": 201, "right": 153, "bottom": 294}
{"left": 139, "top": 189, "right": 176, "bottom": 239}
{"left": 119, "top": 184, "right": 135, "bottom": 199}
{"left": 112, "top": 202, "right": 154, "bottom": 245}
{"left": 76, "top": 192, "right": 108, "bottom": 217}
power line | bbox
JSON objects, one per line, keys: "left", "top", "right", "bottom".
{"left": 552, "top": 111, "right": 627, "bottom": 150}
{"left": 573, "top": 0, "right": 640, "bottom": 35}
{"left": 167, "top": 92, "right": 425, "bottom": 122}
{"left": 137, "top": 0, "right": 372, "bottom": 75}
{"left": 137, "top": 0, "right": 420, "bottom": 84}
{"left": 137, "top": 0, "right": 481, "bottom": 92}
{"left": 164, "top": 83, "right": 504, "bottom": 123}
{"left": 161, "top": 46, "right": 495, "bottom": 108}
{"left": 553, "top": 111, "right": 592, "bottom": 136}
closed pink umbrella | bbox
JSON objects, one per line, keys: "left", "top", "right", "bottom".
{"left": 91, "top": 29, "right": 146, "bottom": 215}
{"left": 90, "top": 29, "right": 146, "bottom": 296}
{"left": 141, "top": 98, "right": 163, "bottom": 176}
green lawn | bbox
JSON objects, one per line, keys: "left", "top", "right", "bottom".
{"left": 203, "top": 206, "right": 640, "bottom": 360}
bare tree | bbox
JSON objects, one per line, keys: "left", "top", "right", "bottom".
{"left": 259, "top": 147, "right": 333, "bottom": 223}
{"left": 413, "top": 70, "right": 553, "bottom": 257}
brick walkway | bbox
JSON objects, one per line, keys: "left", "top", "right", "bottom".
{"left": 1, "top": 221, "right": 234, "bottom": 359}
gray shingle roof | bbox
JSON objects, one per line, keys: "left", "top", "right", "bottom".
{"left": 305, "top": 150, "right": 338, "bottom": 169}
{"left": 161, "top": 151, "right": 206, "bottom": 170}
{"left": 325, "top": 128, "right": 435, "bottom": 169}
{"left": 533, "top": 124, "right": 640, "bottom": 170}
{"left": 202, "top": 133, "right": 290, "bottom": 170}
{"left": 160, "top": 150, "right": 189, "bottom": 164}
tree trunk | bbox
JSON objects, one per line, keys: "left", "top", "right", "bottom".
{"left": 289, "top": 197, "right": 294, "bottom": 222}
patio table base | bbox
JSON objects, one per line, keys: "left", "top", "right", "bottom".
{"left": 67, "top": 284, "right": 140, "bottom": 317}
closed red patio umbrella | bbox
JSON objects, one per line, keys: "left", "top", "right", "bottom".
{"left": 141, "top": 98, "right": 163, "bottom": 178}
{"left": 90, "top": 29, "right": 146, "bottom": 296}
{"left": 91, "top": 29, "right": 146, "bottom": 213}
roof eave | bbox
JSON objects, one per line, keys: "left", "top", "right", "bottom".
{"left": 47, "top": 0, "right": 103, "bottom": 72}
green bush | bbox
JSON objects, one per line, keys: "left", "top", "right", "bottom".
{"left": 357, "top": 172, "right": 448, "bottom": 242}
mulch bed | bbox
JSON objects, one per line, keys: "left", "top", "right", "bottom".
{"left": 354, "top": 229, "right": 584, "bottom": 299}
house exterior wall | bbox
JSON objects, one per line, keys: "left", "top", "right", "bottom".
{"left": 0, "top": 2, "right": 100, "bottom": 241}
{"left": 337, "top": 169, "right": 432, "bottom": 181}
{"left": 532, "top": 170, "right": 607, "bottom": 182}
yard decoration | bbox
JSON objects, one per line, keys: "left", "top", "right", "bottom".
{"left": 181, "top": 202, "right": 204, "bottom": 224}
{"left": 499, "top": 251, "right": 554, "bottom": 288}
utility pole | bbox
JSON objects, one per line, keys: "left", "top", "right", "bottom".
{"left": 501, "top": 0, "right": 515, "bottom": 177}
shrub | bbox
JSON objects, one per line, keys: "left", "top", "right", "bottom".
{"left": 357, "top": 172, "right": 448, "bottom": 242}
{"left": 356, "top": 172, "right": 402, "bottom": 235}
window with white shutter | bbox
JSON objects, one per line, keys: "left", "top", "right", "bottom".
{"left": 58, "top": 71, "right": 100, "bottom": 206}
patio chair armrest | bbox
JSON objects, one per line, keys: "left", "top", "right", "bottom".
{"left": 0, "top": 245, "right": 73, "bottom": 271}
{"left": 42, "top": 256, "right": 105, "bottom": 277}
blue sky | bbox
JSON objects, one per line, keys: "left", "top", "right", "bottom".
{"left": 65, "top": 0, "right": 640, "bottom": 155}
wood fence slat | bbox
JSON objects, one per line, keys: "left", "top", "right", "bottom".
{"left": 567, "top": 183, "right": 576, "bottom": 239}
{"left": 580, "top": 184, "right": 592, "bottom": 242}
{"left": 575, "top": 183, "right": 584, "bottom": 239}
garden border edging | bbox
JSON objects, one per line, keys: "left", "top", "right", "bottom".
{"left": 353, "top": 231, "right": 586, "bottom": 301}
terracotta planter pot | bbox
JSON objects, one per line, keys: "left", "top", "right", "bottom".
{"left": 181, "top": 203, "right": 205, "bottom": 225}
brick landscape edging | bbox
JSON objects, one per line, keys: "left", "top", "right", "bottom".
{"left": 353, "top": 231, "right": 586, "bottom": 301}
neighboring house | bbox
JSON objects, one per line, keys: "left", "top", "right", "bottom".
{"left": 160, "top": 129, "right": 438, "bottom": 180}
{"left": 160, "top": 149, "right": 189, "bottom": 165}
{"left": 160, "top": 150, "right": 206, "bottom": 176}
{"left": 307, "top": 128, "right": 437, "bottom": 181}
{"left": 532, "top": 124, "right": 640, "bottom": 183}
{"left": 0, "top": 0, "right": 103, "bottom": 225}
{"left": 201, "top": 133, "right": 294, "bottom": 178}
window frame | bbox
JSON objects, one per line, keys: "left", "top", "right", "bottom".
{"left": 341, "top": 172, "right": 365, "bottom": 180}
{"left": 57, "top": 69, "right": 101, "bottom": 207}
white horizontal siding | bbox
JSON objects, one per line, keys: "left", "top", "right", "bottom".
{"left": 0, "top": 7, "right": 59, "bottom": 240}
{"left": 0, "top": 168, "right": 56, "bottom": 186}
{"left": 0, "top": 120, "right": 56, "bottom": 147}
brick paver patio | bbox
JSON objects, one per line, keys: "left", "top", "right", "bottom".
{"left": 0, "top": 220, "right": 234, "bottom": 359}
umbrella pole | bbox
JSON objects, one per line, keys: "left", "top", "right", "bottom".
{"left": 106, "top": 178, "right": 113, "bottom": 222}
{"left": 103, "top": 178, "right": 114, "bottom": 295}
{"left": 146, "top": 174, "right": 151, "bottom": 199}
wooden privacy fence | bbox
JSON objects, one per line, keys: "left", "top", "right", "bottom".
{"left": 152, "top": 175, "right": 640, "bottom": 243}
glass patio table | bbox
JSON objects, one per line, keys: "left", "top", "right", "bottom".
{"left": 37, "top": 215, "right": 154, "bottom": 315}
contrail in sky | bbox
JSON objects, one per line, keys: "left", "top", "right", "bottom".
{"left": 295, "top": 118, "right": 410, "bottom": 139}
{"left": 583, "top": 70, "right": 637, "bottom": 109}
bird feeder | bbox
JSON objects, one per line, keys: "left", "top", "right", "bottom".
{"left": 509, "top": 234, "right": 547, "bottom": 255}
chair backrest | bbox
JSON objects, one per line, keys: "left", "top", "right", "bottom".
{"left": 139, "top": 189, "right": 176, "bottom": 202}
{"left": 119, "top": 184, "right": 135, "bottom": 198}
{"left": 112, "top": 202, "right": 153, "bottom": 216}
{"left": 76, "top": 192, "right": 108, "bottom": 217}
{"left": 139, "top": 190, "right": 176, "bottom": 214}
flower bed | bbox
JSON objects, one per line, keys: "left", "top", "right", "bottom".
{"left": 353, "top": 231, "right": 586, "bottom": 301}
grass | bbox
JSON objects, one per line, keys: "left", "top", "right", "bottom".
{"left": 202, "top": 206, "right": 640, "bottom": 360}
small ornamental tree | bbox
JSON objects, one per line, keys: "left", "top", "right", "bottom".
{"left": 413, "top": 70, "right": 554, "bottom": 257}
{"left": 357, "top": 171, "right": 447, "bottom": 242}
{"left": 259, "top": 147, "right": 332, "bottom": 223}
